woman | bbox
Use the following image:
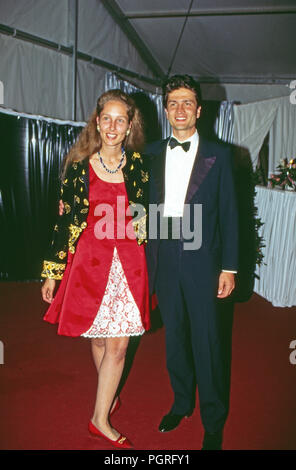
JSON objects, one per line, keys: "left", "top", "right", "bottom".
{"left": 41, "top": 89, "right": 150, "bottom": 449}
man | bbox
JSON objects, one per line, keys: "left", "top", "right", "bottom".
{"left": 146, "top": 75, "right": 238, "bottom": 450}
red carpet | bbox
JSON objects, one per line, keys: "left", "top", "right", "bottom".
{"left": 0, "top": 282, "right": 296, "bottom": 450}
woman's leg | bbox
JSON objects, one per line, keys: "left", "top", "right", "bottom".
{"left": 91, "top": 338, "right": 119, "bottom": 414}
{"left": 91, "top": 337, "right": 106, "bottom": 373}
{"left": 91, "top": 336, "right": 130, "bottom": 440}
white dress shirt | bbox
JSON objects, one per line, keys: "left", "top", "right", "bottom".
{"left": 163, "top": 130, "right": 236, "bottom": 274}
{"left": 164, "top": 131, "right": 199, "bottom": 217}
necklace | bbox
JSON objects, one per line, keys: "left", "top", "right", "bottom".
{"left": 97, "top": 149, "right": 125, "bottom": 174}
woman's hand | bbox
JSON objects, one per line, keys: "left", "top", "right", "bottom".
{"left": 41, "top": 278, "right": 56, "bottom": 303}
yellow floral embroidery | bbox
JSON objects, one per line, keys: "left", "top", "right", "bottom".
{"left": 74, "top": 195, "right": 80, "bottom": 204}
{"left": 130, "top": 164, "right": 134, "bottom": 171}
{"left": 64, "top": 202, "right": 71, "bottom": 214}
{"left": 83, "top": 199, "right": 89, "bottom": 206}
{"left": 68, "top": 223, "right": 82, "bottom": 254}
{"left": 136, "top": 188, "right": 143, "bottom": 198}
{"left": 132, "top": 214, "right": 147, "bottom": 245}
{"left": 141, "top": 170, "right": 149, "bottom": 183}
{"left": 58, "top": 251, "right": 67, "bottom": 260}
{"left": 41, "top": 260, "right": 66, "bottom": 280}
{"left": 132, "top": 152, "right": 141, "bottom": 160}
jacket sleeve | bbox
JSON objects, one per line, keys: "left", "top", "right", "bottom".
{"left": 41, "top": 166, "right": 73, "bottom": 280}
{"left": 219, "top": 147, "right": 239, "bottom": 272}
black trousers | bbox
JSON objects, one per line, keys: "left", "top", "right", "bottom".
{"left": 155, "top": 240, "right": 234, "bottom": 433}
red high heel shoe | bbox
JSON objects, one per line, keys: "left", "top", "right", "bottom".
{"left": 110, "top": 396, "right": 121, "bottom": 417}
{"left": 88, "top": 420, "right": 133, "bottom": 449}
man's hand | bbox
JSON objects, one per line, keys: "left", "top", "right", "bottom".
{"left": 59, "top": 200, "right": 64, "bottom": 216}
{"left": 217, "top": 272, "right": 235, "bottom": 299}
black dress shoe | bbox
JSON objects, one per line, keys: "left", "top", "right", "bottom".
{"left": 158, "top": 411, "right": 193, "bottom": 432}
{"left": 201, "top": 430, "right": 223, "bottom": 450}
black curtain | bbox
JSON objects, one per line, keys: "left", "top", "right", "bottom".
{"left": 0, "top": 112, "right": 83, "bottom": 281}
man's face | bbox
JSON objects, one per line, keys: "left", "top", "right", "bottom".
{"left": 165, "top": 87, "right": 201, "bottom": 137}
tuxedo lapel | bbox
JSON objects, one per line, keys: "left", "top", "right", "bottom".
{"left": 150, "top": 139, "right": 168, "bottom": 204}
{"left": 185, "top": 137, "right": 216, "bottom": 203}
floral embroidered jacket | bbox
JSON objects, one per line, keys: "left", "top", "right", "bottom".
{"left": 41, "top": 151, "right": 149, "bottom": 280}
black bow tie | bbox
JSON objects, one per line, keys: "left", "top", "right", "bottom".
{"left": 169, "top": 137, "right": 191, "bottom": 152}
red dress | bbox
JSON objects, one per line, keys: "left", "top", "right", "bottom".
{"left": 43, "top": 163, "right": 150, "bottom": 337}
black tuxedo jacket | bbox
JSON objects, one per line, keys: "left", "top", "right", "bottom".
{"left": 145, "top": 136, "right": 239, "bottom": 294}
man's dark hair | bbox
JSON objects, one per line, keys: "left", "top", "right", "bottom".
{"left": 162, "top": 74, "right": 202, "bottom": 109}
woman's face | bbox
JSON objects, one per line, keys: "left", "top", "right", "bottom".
{"left": 97, "top": 100, "right": 131, "bottom": 149}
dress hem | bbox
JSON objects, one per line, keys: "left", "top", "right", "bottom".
{"left": 81, "top": 331, "right": 145, "bottom": 338}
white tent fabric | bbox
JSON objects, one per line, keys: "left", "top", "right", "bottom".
{"left": 76, "top": 60, "right": 106, "bottom": 122}
{"left": 117, "top": 0, "right": 296, "bottom": 81}
{"left": 0, "top": 104, "right": 85, "bottom": 127}
{"left": 0, "top": 34, "right": 70, "bottom": 120}
{"left": 233, "top": 97, "right": 280, "bottom": 168}
{"left": 269, "top": 96, "right": 296, "bottom": 175}
{"left": 232, "top": 96, "right": 296, "bottom": 171}
{"left": 0, "top": 0, "right": 68, "bottom": 44}
{"left": 77, "top": 0, "right": 153, "bottom": 79}
{"left": 0, "top": 0, "right": 154, "bottom": 77}
{"left": 254, "top": 186, "right": 296, "bottom": 307}
{"left": 0, "top": 0, "right": 155, "bottom": 121}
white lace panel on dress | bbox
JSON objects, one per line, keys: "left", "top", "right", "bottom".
{"left": 81, "top": 247, "right": 145, "bottom": 338}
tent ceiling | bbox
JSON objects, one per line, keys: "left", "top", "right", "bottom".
{"left": 112, "top": 0, "right": 296, "bottom": 83}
